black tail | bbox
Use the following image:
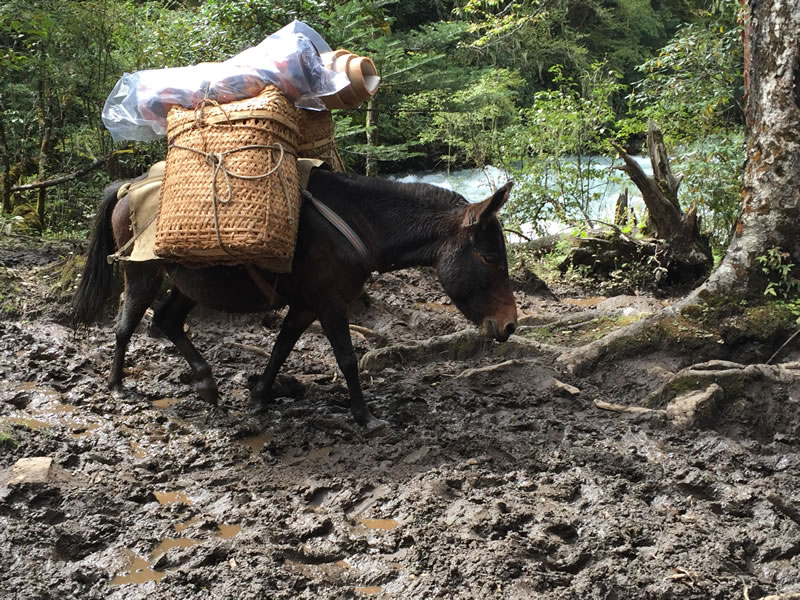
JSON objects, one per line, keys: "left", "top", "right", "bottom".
{"left": 72, "top": 181, "right": 125, "bottom": 325}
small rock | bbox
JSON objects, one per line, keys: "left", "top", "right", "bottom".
{"left": 402, "top": 446, "right": 431, "bottom": 465}
{"left": 8, "top": 456, "right": 54, "bottom": 485}
{"left": 552, "top": 379, "right": 581, "bottom": 398}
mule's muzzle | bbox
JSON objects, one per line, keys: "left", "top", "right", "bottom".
{"left": 483, "top": 317, "right": 517, "bottom": 342}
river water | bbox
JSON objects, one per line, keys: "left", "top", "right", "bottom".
{"left": 387, "top": 156, "right": 653, "bottom": 235}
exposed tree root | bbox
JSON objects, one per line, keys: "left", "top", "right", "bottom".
{"left": 556, "top": 308, "right": 668, "bottom": 376}
{"left": 359, "top": 330, "right": 563, "bottom": 373}
{"left": 455, "top": 359, "right": 527, "bottom": 379}
{"left": 593, "top": 400, "right": 661, "bottom": 416}
{"left": 593, "top": 360, "right": 800, "bottom": 428}
{"left": 232, "top": 342, "right": 271, "bottom": 358}
{"left": 519, "top": 309, "right": 605, "bottom": 329}
{"left": 645, "top": 360, "right": 800, "bottom": 408}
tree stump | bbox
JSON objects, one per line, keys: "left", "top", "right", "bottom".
{"left": 611, "top": 119, "right": 713, "bottom": 284}
{"left": 556, "top": 120, "right": 713, "bottom": 288}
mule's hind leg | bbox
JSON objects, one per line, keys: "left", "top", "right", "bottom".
{"left": 152, "top": 288, "right": 218, "bottom": 404}
{"left": 110, "top": 263, "right": 163, "bottom": 392}
{"left": 252, "top": 305, "right": 316, "bottom": 406}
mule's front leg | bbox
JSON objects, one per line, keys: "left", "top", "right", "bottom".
{"left": 153, "top": 289, "right": 218, "bottom": 404}
{"left": 252, "top": 306, "right": 315, "bottom": 406}
{"left": 318, "top": 309, "right": 385, "bottom": 430}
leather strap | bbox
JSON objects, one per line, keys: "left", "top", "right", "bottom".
{"left": 302, "top": 189, "right": 374, "bottom": 273}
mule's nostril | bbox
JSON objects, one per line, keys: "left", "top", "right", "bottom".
{"left": 505, "top": 322, "right": 516, "bottom": 336}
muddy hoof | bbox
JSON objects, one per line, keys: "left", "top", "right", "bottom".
{"left": 250, "top": 375, "right": 305, "bottom": 407}
{"left": 361, "top": 415, "right": 390, "bottom": 435}
{"left": 250, "top": 381, "right": 273, "bottom": 407}
{"left": 110, "top": 384, "right": 146, "bottom": 403}
{"left": 196, "top": 379, "right": 218, "bottom": 405}
{"left": 249, "top": 403, "right": 271, "bottom": 417}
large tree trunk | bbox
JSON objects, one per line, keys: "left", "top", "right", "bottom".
{"left": 557, "top": 0, "right": 800, "bottom": 374}
{"left": 698, "top": 0, "right": 800, "bottom": 298}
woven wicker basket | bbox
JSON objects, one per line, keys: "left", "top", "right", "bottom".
{"left": 154, "top": 85, "right": 301, "bottom": 271}
{"left": 296, "top": 108, "right": 344, "bottom": 172}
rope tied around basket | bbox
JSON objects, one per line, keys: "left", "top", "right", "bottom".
{"left": 168, "top": 141, "right": 287, "bottom": 255}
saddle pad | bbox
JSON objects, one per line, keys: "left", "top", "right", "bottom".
{"left": 118, "top": 158, "right": 327, "bottom": 263}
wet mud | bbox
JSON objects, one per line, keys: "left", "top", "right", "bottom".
{"left": 1, "top": 246, "right": 799, "bottom": 599}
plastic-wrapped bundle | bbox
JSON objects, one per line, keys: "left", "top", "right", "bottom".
{"left": 102, "top": 21, "right": 348, "bottom": 141}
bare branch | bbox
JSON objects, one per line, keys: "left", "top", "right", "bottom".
{"left": 10, "top": 153, "right": 113, "bottom": 193}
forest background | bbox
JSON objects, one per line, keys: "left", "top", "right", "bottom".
{"left": 0, "top": 0, "right": 743, "bottom": 259}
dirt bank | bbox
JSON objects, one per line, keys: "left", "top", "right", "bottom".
{"left": 1, "top": 239, "right": 798, "bottom": 599}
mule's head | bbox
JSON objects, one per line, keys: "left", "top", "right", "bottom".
{"left": 436, "top": 182, "right": 518, "bottom": 342}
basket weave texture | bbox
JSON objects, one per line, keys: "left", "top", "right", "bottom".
{"left": 154, "top": 85, "right": 301, "bottom": 271}
{"left": 296, "top": 108, "right": 344, "bottom": 172}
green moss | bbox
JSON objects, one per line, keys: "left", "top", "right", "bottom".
{"left": 658, "top": 314, "right": 718, "bottom": 344}
{"left": 0, "top": 268, "right": 23, "bottom": 318}
{"left": 10, "top": 203, "right": 42, "bottom": 234}
{"left": 737, "top": 303, "right": 797, "bottom": 339}
{"left": 521, "top": 326, "right": 557, "bottom": 343}
{"left": 522, "top": 314, "right": 645, "bottom": 347}
{"left": 679, "top": 304, "right": 705, "bottom": 319}
{"left": 0, "top": 431, "right": 19, "bottom": 448}
{"left": 45, "top": 254, "right": 86, "bottom": 303}
{"left": 658, "top": 293, "right": 796, "bottom": 360}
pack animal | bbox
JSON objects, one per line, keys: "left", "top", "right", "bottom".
{"left": 72, "top": 169, "right": 518, "bottom": 429}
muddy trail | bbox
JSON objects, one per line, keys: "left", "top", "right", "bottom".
{"left": 1, "top": 237, "right": 799, "bottom": 600}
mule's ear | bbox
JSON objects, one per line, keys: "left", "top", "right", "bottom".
{"left": 461, "top": 181, "right": 513, "bottom": 228}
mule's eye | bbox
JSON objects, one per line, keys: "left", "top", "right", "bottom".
{"left": 475, "top": 250, "right": 502, "bottom": 265}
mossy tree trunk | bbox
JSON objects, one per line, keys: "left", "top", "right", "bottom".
{"left": 0, "top": 109, "right": 11, "bottom": 215}
{"left": 698, "top": 0, "right": 800, "bottom": 299}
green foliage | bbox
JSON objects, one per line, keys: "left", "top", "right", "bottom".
{"left": 627, "top": 18, "right": 744, "bottom": 140}
{"left": 0, "top": 430, "right": 19, "bottom": 448}
{"left": 302, "top": 1, "right": 469, "bottom": 171}
{"left": 498, "top": 63, "right": 625, "bottom": 234}
{"left": 453, "top": 0, "right": 689, "bottom": 103}
{"left": 0, "top": 0, "right": 746, "bottom": 251}
{"left": 615, "top": 7, "right": 745, "bottom": 256}
{"left": 757, "top": 247, "right": 800, "bottom": 300}
{"left": 755, "top": 247, "right": 800, "bottom": 335}
{"left": 0, "top": 267, "right": 22, "bottom": 317}
{"left": 400, "top": 68, "right": 523, "bottom": 169}
{"left": 454, "top": 0, "right": 589, "bottom": 100}
{"left": 674, "top": 131, "right": 743, "bottom": 251}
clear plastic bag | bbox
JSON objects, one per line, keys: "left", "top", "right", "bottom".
{"left": 102, "top": 21, "right": 348, "bottom": 142}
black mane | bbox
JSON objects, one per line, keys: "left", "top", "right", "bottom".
{"left": 321, "top": 170, "right": 469, "bottom": 213}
